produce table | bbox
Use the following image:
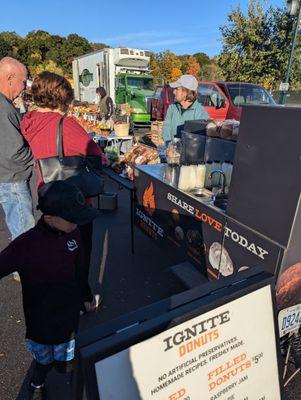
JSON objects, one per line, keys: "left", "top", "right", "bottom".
{"left": 102, "top": 167, "right": 135, "bottom": 254}
{"left": 92, "top": 134, "right": 134, "bottom": 153}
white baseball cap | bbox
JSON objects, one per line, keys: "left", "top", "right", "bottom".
{"left": 170, "top": 74, "right": 198, "bottom": 91}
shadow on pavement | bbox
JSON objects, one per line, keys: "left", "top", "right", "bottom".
{"left": 15, "top": 361, "right": 34, "bottom": 400}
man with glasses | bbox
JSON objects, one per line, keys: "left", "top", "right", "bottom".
{"left": 0, "top": 57, "right": 34, "bottom": 279}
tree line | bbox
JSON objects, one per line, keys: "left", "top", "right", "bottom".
{"left": 1, "top": 0, "right": 301, "bottom": 90}
{"left": 0, "top": 30, "right": 106, "bottom": 77}
{"left": 0, "top": 30, "right": 219, "bottom": 82}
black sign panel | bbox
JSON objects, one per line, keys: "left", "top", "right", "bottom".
{"left": 134, "top": 169, "right": 227, "bottom": 276}
{"left": 134, "top": 166, "right": 283, "bottom": 281}
{"left": 227, "top": 105, "right": 301, "bottom": 247}
{"left": 74, "top": 270, "right": 284, "bottom": 400}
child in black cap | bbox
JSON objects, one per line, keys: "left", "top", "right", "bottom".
{"left": 0, "top": 181, "right": 101, "bottom": 399}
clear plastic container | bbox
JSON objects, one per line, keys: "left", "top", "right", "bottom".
{"left": 166, "top": 138, "right": 182, "bottom": 166}
{"left": 221, "top": 161, "right": 233, "bottom": 188}
{"left": 195, "top": 164, "right": 206, "bottom": 189}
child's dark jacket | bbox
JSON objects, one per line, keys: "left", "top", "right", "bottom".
{"left": 0, "top": 217, "right": 85, "bottom": 344}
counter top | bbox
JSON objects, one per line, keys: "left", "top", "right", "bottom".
{"left": 136, "top": 164, "right": 225, "bottom": 214}
{"left": 136, "top": 164, "right": 179, "bottom": 187}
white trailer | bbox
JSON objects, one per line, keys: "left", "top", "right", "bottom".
{"left": 72, "top": 47, "right": 151, "bottom": 104}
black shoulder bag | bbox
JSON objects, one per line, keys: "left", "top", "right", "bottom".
{"left": 37, "top": 117, "right": 104, "bottom": 197}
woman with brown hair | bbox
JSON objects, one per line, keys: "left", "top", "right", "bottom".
{"left": 162, "top": 74, "right": 208, "bottom": 143}
{"left": 20, "top": 71, "right": 102, "bottom": 313}
{"left": 96, "top": 86, "right": 114, "bottom": 120}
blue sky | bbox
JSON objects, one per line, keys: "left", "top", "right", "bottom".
{"left": 3, "top": 0, "right": 285, "bottom": 56}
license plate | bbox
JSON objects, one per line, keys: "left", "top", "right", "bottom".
{"left": 278, "top": 304, "right": 301, "bottom": 337}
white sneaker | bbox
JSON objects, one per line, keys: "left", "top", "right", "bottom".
{"left": 92, "top": 294, "right": 102, "bottom": 309}
{"left": 13, "top": 272, "right": 21, "bottom": 282}
{"left": 82, "top": 294, "right": 103, "bottom": 313}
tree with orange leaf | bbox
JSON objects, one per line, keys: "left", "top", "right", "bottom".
{"left": 186, "top": 56, "right": 200, "bottom": 77}
{"left": 171, "top": 67, "right": 182, "bottom": 81}
{"left": 159, "top": 50, "right": 182, "bottom": 83}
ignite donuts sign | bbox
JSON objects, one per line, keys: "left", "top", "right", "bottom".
{"left": 162, "top": 311, "right": 230, "bottom": 355}
{"left": 95, "top": 286, "right": 281, "bottom": 400}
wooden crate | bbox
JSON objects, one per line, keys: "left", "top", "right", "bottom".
{"left": 151, "top": 120, "right": 163, "bottom": 133}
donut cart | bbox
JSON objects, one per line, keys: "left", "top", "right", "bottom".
{"left": 134, "top": 106, "right": 301, "bottom": 383}
{"left": 134, "top": 109, "right": 283, "bottom": 280}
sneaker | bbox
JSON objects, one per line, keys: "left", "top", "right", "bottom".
{"left": 13, "top": 272, "right": 21, "bottom": 282}
{"left": 93, "top": 294, "right": 102, "bottom": 309}
{"left": 83, "top": 294, "right": 103, "bottom": 313}
{"left": 27, "top": 382, "right": 46, "bottom": 400}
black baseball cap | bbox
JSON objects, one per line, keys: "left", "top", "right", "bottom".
{"left": 38, "top": 181, "right": 101, "bottom": 225}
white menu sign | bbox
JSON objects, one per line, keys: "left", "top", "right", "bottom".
{"left": 95, "top": 285, "right": 281, "bottom": 400}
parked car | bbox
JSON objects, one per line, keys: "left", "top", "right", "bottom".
{"left": 198, "top": 82, "right": 276, "bottom": 121}
{"left": 151, "top": 84, "right": 174, "bottom": 121}
{"left": 151, "top": 86, "right": 162, "bottom": 120}
{"left": 151, "top": 81, "right": 276, "bottom": 121}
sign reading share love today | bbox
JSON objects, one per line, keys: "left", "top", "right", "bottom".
{"left": 95, "top": 285, "right": 281, "bottom": 400}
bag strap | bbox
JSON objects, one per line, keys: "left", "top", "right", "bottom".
{"left": 56, "top": 117, "right": 65, "bottom": 160}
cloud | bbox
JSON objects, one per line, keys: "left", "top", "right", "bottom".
{"left": 144, "top": 38, "right": 194, "bottom": 47}
{"left": 95, "top": 31, "right": 196, "bottom": 51}
{"left": 93, "top": 27, "right": 221, "bottom": 55}
{"left": 100, "top": 31, "right": 177, "bottom": 44}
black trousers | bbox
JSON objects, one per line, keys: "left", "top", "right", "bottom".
{"left": 31, "top": 360, "right": 74, "bottom": 386}
{"left": 78, "top": 222, "right": 93, "bottom": 302}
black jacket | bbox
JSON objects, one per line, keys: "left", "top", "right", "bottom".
{"left": 0, "top": 93, "right": 33, "bottom": 182}
{"left": 0, "top": 218, "right": 85, "bottom": 344}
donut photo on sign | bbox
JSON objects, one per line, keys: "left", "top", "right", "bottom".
{"left": 276, "top": 263, "right": 301, "bottom": 310}
{"left": 186, "top": 230, "right": 202, "bottom": 247}
{"left": 209, "top": 242, "right": 234, "bottom": 277}
{"left": 174, "top": 226, "right": 184, "bottom": 241}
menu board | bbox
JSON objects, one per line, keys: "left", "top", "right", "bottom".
{"left": 95, "top": 285, "right": 281, "bottom": 400}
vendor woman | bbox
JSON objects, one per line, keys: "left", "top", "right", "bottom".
{"left": 162, "top": 74, "right": 208, "bottom": 143}
{"left": 96, "top": 86, "right": 114, "bottom": 120}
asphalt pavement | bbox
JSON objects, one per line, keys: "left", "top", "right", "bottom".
{"left": 0, "top": 175, "right": 301, "bottom": 399}
{"left": 0, "top": 176, "right": 185, "bottom": 400}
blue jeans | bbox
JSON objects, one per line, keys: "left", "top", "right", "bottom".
{"left": 27, "top": 339, "right": 75, "bottom": 365}
{"left": 0, "top": 181, "right": 35, "bottom": 240}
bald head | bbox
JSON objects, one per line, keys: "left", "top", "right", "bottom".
{"left": 0, "top": 57, "right": 27, "bottom": 101}
{"left": 0, "top": 57, "right": 26, "bottom": 74}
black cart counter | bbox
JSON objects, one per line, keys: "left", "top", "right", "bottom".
{"left": 134, "top": 164, "right": 284, "bottom": 281}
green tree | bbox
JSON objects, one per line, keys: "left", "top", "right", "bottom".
{"left": 92, "top": 42, "right": 108, "bottom": 51}
{"left": 203, "top": 60, "right": 224, "bottom": 81}
{"left": 29, "top": 60, "right": 64, "bottom": 77}
{"left": 193, "top": 52, "right": 212, "bottom": 80}
{"left": 0, "top": 36, "right": 10, "bottom": 59}
{"left": 60, "top": 34, "right": 93, "bottom": 75}
{"left": 193, "top": 52, "right": 210, "bottom": 67}
{"left": 0, "top": 32, "right": 23, "bottom": 58}
{"left": 177, "top": 54, "right": 190, "bottom": 74}
{"left": 217, "top": 0, "right": 300, "bottom": 90}
{"left": 24, "top": 30, "right": 54, "bottom": 64}
{"left": 45, "top": 35, "right": 65, "bottom": 65}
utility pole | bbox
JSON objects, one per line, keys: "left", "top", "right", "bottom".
{"left": 279, "top": 0, "right": 301, "bottom": 104}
